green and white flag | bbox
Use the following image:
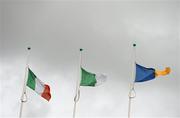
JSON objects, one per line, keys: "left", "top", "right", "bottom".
{"left": 26, "top": 68, "right": 51, "bottom": 101}
{"left": 80, "top": 68, "right": 107, "bottom": 87}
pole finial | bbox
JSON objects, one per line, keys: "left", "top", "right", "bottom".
{"left": 80, "top": 48, "right": 83, "bottom": 51}
{"left": 27, "top": 47, "right": 31, "bottom": 50}
{"left": 133, "top": 44, "right": 136, "bottom": 47}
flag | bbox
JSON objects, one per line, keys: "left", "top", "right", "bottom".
{"left": 80, "top": 68, "right": 107, "bottom": 87}
{"left": 26, "top": 68, "right": 51, "bottom": 101}
{"left": 135, "top": 64, "right": 171, "bottom": 82}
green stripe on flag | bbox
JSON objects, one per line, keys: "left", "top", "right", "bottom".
{"left": 80, "top": 68, "right": 97, "bottom": 86}
{"left": 27, "top": 68, "right": 36, "bottom": 90}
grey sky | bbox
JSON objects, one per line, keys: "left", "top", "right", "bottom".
{"left": 1, "top": 1, "right": 180, "bottom": 118}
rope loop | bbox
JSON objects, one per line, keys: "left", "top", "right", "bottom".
{"left": 21, "top": 92, "right": 27, "bottom": 102}
{"left": 74, "top": 89, "right": 80, "bottom": 102}
{"left": 129, "top": 85, "right": 136, "bottom": 99}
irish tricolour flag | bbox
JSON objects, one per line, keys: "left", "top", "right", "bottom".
{"left": 80, "top": 68, "right": 107, "bottom": 87}
{"left": 26, "top": 68, "right": 51, "bottom": 101}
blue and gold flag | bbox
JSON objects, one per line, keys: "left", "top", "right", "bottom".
{"left": 135, "top": 64, "right": 171, "bottom": 82}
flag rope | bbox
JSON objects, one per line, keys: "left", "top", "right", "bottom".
{"left": 19, "top": 47, "right": 31, "bottom": 118}
{"left": 129, "top": 84, "right": 136, "bottom": 99}
{"left": 128, "top": 83, "right": 136, "bottom": 118}
{"left": 128, "top": 44, "right": 136, "bottom": 118}
{"left": 74, "top": 89, "right": 80, "bottom": 102}
{"left": 73, "top": 49, "right": 83, "bottom": 118}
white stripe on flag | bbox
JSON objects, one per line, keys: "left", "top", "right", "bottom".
{"left": 35, "top": 78, "right": 45, "bottom": 95}
{"left": 95, "top": 74, "right": 107, "bottom": 86}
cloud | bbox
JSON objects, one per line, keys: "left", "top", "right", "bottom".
{"left": 1, "top": 1, "right": 180, "bottom": 117}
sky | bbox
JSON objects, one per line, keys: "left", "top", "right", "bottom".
{"left": 1, "top": 1, "right": 180, "bottom": 118}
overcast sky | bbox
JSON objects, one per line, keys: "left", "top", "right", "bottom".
{"left": 1, "top": 0, "right": 180, "bottom": 118}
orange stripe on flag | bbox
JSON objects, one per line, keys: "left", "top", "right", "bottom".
{"left": 155, "top": 67, "right": 171, "bottom": 77}
{"left": 41, "top": 84, "right": 51, "bottom": 101}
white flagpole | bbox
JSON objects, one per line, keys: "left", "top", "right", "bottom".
{"left": 128, "top": 44, "right": 136, "bottom": 118}
{"left": 19, "top": 47, "right": 31, "bottom": 118}
{"left": 73, "top": 48, "right": 83, "bottom": 118}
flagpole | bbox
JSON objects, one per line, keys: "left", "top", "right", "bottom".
{"left": 19, "top": 47, "right": 31, "bottom": 118}
{"left": 73, "top": 48, "right": 83, "bottom": 118}
{"left": 128, "top": 44, "right": 136, "bottom": 118}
